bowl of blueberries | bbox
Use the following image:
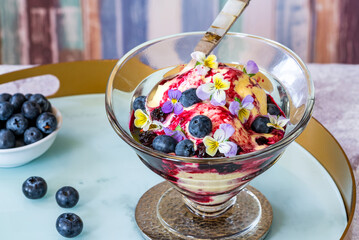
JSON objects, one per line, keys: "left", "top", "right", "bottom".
{"left": 0, "top": 93, "right": 62, "bottom": 167}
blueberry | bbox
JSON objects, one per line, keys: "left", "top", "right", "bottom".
{"left": 0, "top": 93, "right": 11, "bottom": 102}
{"left": 15, "top": 138, "right": 25, "bottom": 148}
{"left": 152, "top": 135, "right": 177, "bottom": 153}
{"left": 175, "top": 139, "right": 195, "bottom": 157}
{"left": 6, "top": 114, "right": 28, "bottom": 135}
{"left": 251, "top": 116, "right": 273, "bottom": 133}
{"left": 25, "top": 93, "right": 32, "bottom": 100}
{"left": 133, "top": 96, "right": 146, "bottom": 112}
{"left": 0, "top": 102, "right": 14, "bottom": 121}
{"left": 0, "top": 129, "right": 15, "bottom": 149}
{"left": 179, "top": 88, "right": 202, "bottom": 107}
{"left": 56, "top": 213, "right": 83, "bottom": 238}
{"left": 10, "top": 93, "right": 26, "bottom": 112}
{"left": 24, "top": 127, "right": 43, "bottom": 145}
{"left": 56, "top": 186, "right": 80, "bottom": 208}
{"left": 36, "top": 112, "right": 57, "bottom": 134}
{"left": 267, "top": 103, "right": 281, "bottom": 116}
{"left": 21, "top": 101, "right": 42, "bottom": 120}
{"left": 22, "top": 176, "right": 47, "bottom": 199}
{"left": 29, "top": 94, "right": 51, "bottom": 112}
{"left": 189, "top": 115, "right": 212, "bottom": 138}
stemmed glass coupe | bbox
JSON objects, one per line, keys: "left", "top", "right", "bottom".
{"left": 105, "top": 32, "right": 314, "bottom": 239}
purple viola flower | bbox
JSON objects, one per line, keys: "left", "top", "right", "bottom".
{"left": 161, "top": 89, "right": 183, "bottom": 115}
{"left": 243, "top": 60, "right": 259, "bottom": 77}
{"left": 229, "top": 95, "right": 254, "bottom": 123}
{"left": 224, "top": 141, "right": 238, "bottom": 157}
{"left": 163, "top": 127, "right": 186, "bottom": 142}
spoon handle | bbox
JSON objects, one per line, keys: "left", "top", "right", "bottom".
{"left": 162, "top": 0, "right": 250, "bottom": 79}
{"left": 194, "top": 0, "right": 250, "bottom": 54}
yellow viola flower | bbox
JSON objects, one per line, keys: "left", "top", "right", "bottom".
{"left": 203, "top": 54, "right": 218, "bottom": 69}
{"left": 203, "top": 124, "right": 237, "bottom": 157}
{"left": 267, "top": 114, "right": 290, "bottom": 131}
{"left": 229, "top": 95, "right": 255, "bottom": 123}
{"left": 196, "top": 73, "right": 230, "bottom": 106}
{"left": 134, "top": 109, "right": 151, "bottom": 130}
{"left": 191, "top": 51, "right": 218, "bottom": 76}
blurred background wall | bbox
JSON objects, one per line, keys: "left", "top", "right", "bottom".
{"left": 0, "top": 0, "right": 358, "bottom": 65}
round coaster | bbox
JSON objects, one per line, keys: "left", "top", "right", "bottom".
{"left": 135, "top": 182, "right": 273, "bottom": 240}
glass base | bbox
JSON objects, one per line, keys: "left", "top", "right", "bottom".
{"left": 135, "top": 182, "right": 272, "bottom": 240}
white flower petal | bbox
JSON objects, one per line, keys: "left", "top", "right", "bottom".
{"left": 218, "top": 142, "right": 231, "bottom": 154}
{"left": 191, "top": 51, "right": 205, "bottom": 63}
{"left": 212, "top": 89, "right": 226, "bottom": 104}
{"left": 213, "top": 128, "right": 226, "bottom": 142}
{"left": 201, "top": 83, "right": 216, "bottom": 94}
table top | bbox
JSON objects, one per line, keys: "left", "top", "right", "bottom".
{"left": 0, "top": 63, "right": 358, "bottom": 239}
{"left": 0, "top": 94, "right": 348, "bottom": 239}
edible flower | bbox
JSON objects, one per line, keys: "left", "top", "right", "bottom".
{"left": 243, "top": 60, "right": 259, "bottom": 77}
{"left": 203, "top": 124, "right": 238, "bottom": 157}
{"left": 161, "top": 89, "right": 183, "bottom": 115}
{"left": 134, "top": 109, "right": 161, "bottom": 131}
{"left": 196, "top": 73, "right": 230, "bottom": 106}
{"left": 191, "top": 51, "right": 218, "bottom": 76}
{"left": 267, "top": 114, "right": 290, "bottom": 131}
{"left": 163, "top": 127, "right": 186, "bottom": 142}
{"left": 229, "top": 95, "right": 254, "bottom": 123}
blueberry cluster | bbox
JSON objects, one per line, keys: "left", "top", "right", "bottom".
{"left": 0, "top": 93, "right": 57, "bottom": 149}
{"left": 22, "top": 176, "right": 83, "bottom": 238}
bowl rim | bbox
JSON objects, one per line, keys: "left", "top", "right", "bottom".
{"left": 0, "top": 107, "right": 62, "bottom": 153}
{"left": 105, "top": 31, "right": 315, "bottom": 163}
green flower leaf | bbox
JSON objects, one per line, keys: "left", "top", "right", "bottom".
{"left": 234, "top": 97, "right": 241, "bottom": 103}
{"left": 175, "top": 124, "right": 184, "bottom": 132}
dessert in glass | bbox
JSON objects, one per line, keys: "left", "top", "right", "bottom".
{"left": 105, "top": 32, "right": 314, "bottom": 239}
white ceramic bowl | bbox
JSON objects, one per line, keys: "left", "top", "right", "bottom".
{"left": 0, "top": 107, "right": 62, "bottom": 167}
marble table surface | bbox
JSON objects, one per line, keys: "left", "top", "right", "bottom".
{"left": 0, "top": 63, "right": 358, "bottom": 239}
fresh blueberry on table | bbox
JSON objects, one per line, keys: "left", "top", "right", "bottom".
{"left": 29, "top": 94, "right": 51, "bottom": 112}
{"left": 21, "top": 101, "right": 42, "bottom": 120}
{"left": 0, "top": 102, "right": 14, "bottom": 121}
{"left": 36, "top": 112, "right": 57, "bottom": 134}
{"left": 56, "top": 213, "right": 83, "bottom": 238}
{"left": 189, "top": 115, "right": 212, "bottom": 138}
{"left": 251, "top": 116, "right": 273, "bottom": 133}
{"left": 0, "top": 93, "right": 11, "bottom": 102}
{"left": 24, "top": 93, "right": 32, "bottom": 100}
{"left": 6, "top": 114, "right": 28, "bottom": 135}
{"left": 24, "top": 127, "right": 43, "bottom": 145}
{"left": 267, "top": 103, "right": 281, "bottom": 116}
{"left": 0, "top": 129, "right": 16, "bottom": 149}
{"left": 179, "top": 88, "right": 202, "bottom": 107}
{"left": 10, "top": 93, "right": 26, "bottom": 112}
{"left": 133, "top": 96, "right": 147, "bottom": 112}
{"left": 22, "top": 176, "right": 47, "bottom": 199}
{"left": 152, "top": 135, "right": 177, "bottom": 153}
{"left": 15, "top": 138, "right": 25, "bottom": 148}
{"left": 175, "top": 139, "right": 195, "bottom": 157}
{"left": 56, "top": 186, "right": 80, "bottom": 208}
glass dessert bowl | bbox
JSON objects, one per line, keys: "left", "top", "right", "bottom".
{"left": 105, "top": 32, "right": 314, "bottom": 239}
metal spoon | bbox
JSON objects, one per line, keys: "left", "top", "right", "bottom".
{"left": 148, "top": 0, "right": 250, "bottom": 104}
